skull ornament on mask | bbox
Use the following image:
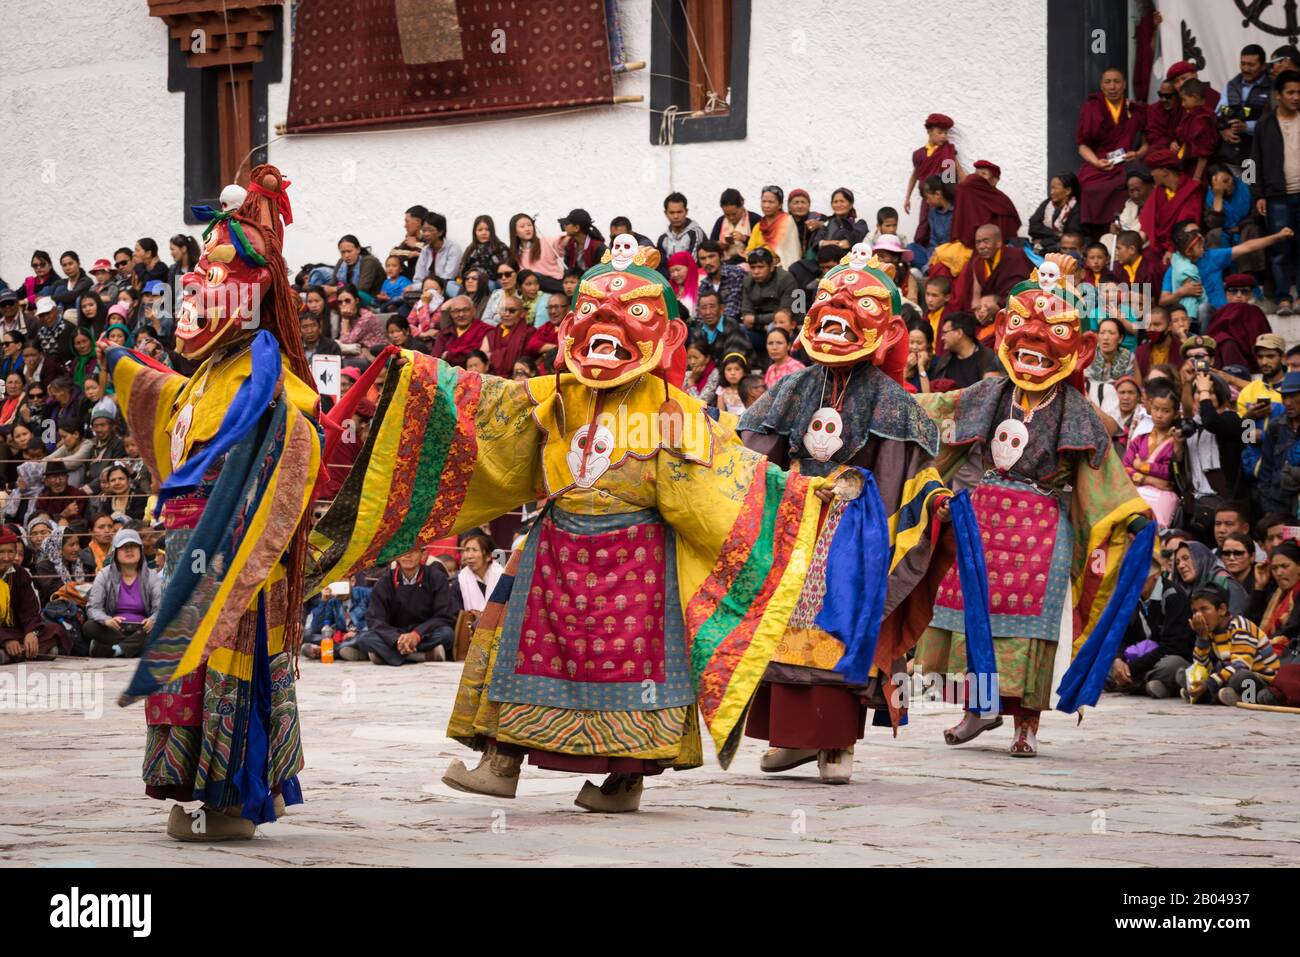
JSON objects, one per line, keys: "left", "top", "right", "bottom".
{"left": 1035, "top": 260, "right": 1060, "bottom": 293}
{"left": 848, "top": 242, "right": 873, "bottom": 270}
{"left": 803, "top": 407, "right": 844, "bottom": 461}
{"left": 990, "top": 418, "right": 1028, "bottom": 471}
{"left": 609, "top": 234, "right": 638, "bottom": 270}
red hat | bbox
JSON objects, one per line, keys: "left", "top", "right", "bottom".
{"left": 924, "top": 112, "right": 954, "bottom": 130}
{"left": 1144, "top": 146, "right": 1180, "bottom": 170}
{"left": 1165, "top": 60, "right": 1197, "bottom": 81}
{"left": 0, "top": 526, "right": 19, "bottom": 545}
{"left": 973, "top": 159, "right": 1001, "bottom": 178}
{"left": 788, "top": 188, "right": 810, "bottom": 202}
{"left": 90, "top": 258, "right": 113, "bottom": 274}
{"left": 1224, "top": 273, "right": 1255, "bottom": 290}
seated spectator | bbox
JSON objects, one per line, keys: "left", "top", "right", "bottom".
{"left": 1213, "top": 504, "right": 1260, "bottom": 560}
{"left": 376, "top": 254, "right": 412, "bottom": 307}
{"left": 1111, "top": 228, "right": 1164, "bottom": 307}
{"left": 711, "top": 188, "right": 760, "bottom": 263}
{"left": 929, "top": 313, "right": 999, "bottom": 390}
{"left": 1134, "top": 306, "right": 1182, "bottom": 378}
{"left": 656, "top": 191, "right": 707, "bottom": 267}
{"left": 740, "top": 374, "right": 768, "bottom": 408}
{"left": 906, "top": 321, "right": 934, "bottom": 394}
{"left": 1219, "top": 531, "right": 1263, "bottom": 610}
{"left": 911, "top": 177, "right": 956, "bottom": 269}
{"left": 1027, "top": 171, "right": 1082, "bottom": 254}
{"left": 83, "top": 529, "right": 161, "bottom": 659}
{"left": 430, "top": 296, "right": 493, "bottom": 368}
{"left": 1086, "top": 317, "right": 1135, "bottom": 384}
{"left": 481, "top": 261, "right": 520, "bottom": 326}
{"left": 950, "top": 161, "right": 1022, "bottom": 248}
{"left": 483, "top": 295, "right": 531, "bottom": 377}
{"left": 0, "top": 526, "right": 54, "bottom": 665}
{"left": 1236, "top": 335, "right": 1286, "bottom": 485}
{"left": 337, "top": 284, "right": 388, "bottom": 361}
{"left": 739, "top": 248, "right": 797, "bottom": 341}
{"left": 1174, "top": 538, "right": 1249, "bottom": 617}
{"left": 696, "top": 240, "right": 744, "bottom": 324}
{"left": 463, "top": 350, "right": 489, "bottom": 375}
{"left": 44, "top": 423, "right": 94, "bottom": 487}
{"left": 80, "top": 512, "right": 117, "bottom": 573}
{"left": 1208, "top": 276, "right": 1272, "bottom": 372}
{"left": 1203, "top": 165, "right": 1263, "bottom": 270}
{"left": 922, "top": 275, "right": 953, "bottom": 343}
{"left": 34, "top": 461, "right": 88, "bottom": 523}
{"left": 455, "top": 531, "right": 502, "bottom": 616}
{"left": 32, "top": 520, "right": 90, "bottom": 607}
{"left": 525, "top": 293, "right": 565, "bottom": 374}
{"left": 682, "top": 337, "right": 719, "bottom": 406}
{"left": 947, "top": 226, "right": 1033, "bottom": 315}
{"left": 666, "top": 251, "right": 700, "bottom": 318}
{"left": 301, "top": 584, "right": 349, "bottom": 660}
{"left": 763, "top": 328, "right": 803, "bottom": 388}
{"left": 325, "top": 235, "right": 384, "bottom": 300}
{"left": 22, "top": 340, "right": 66, "bottom": 390}
{"left": 301, "top": 312, "right": 342, "bottom": 365}
{"left": 715, "top": 353, "right": 750, "bottom": 415}
{"left": 1181, "top": 584, "right": 1279, "bottom": 705}
{"left": 1140, "top": 147, "right": 1204, "bottom": 261}
{"left": 338, "top": 547, "right": 460, "bottom": 665}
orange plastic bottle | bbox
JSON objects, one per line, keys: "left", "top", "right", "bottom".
{"left": 321, "top": 633, "right": 335, "bottom": 664}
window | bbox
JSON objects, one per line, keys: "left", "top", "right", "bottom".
{"left": 649, "top": 0, "right": 750, "bottom": 144}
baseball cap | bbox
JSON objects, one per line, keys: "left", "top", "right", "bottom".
{"left": 34, "top": 296, "right": 56, "bottom": 315}
{"left": 0, "top": 289, "right": 17, "bottom": 305}
{"left": 1256, "top": 333, "right": 1287, "bottom": 354}
{"left": 143, "top": 280, "right": 166, "bottom": 296}
{"left": 90, "top": 258, "right": 113, "bottom": 274}
{"left": 558, "top": 208, "right": 593, "bottom": 230}
{"left": 1279, "top": 370, "right": 1300, "bottom": 395}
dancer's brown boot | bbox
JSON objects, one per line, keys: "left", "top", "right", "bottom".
{"left": 817, "top": 746, "right": 854, "bottom": 784}
{"left": 166, "top": 803, "right": 256, "bottom": 842}
{"left": 574, "top": 773, "right": 644, "bottom": 812}
{"left": 442, "top": 742, "right": 523, "bottom": 798}
{"left": 760, "top": 747, "right": 818, "bottom": 773}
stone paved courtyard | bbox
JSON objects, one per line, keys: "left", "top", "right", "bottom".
{"left": 2, "top": 657, "right": 1298, "bottom": 867}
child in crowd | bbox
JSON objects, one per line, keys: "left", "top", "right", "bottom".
{"left": 1181, "top": 584, "right": 1280, "bottom": 704}
{"left": 377, "top": 255, "right": 412, "bottom": 306}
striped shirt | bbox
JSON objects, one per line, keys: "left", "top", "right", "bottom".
{"left": 1194, "top": 615, "right": 1280, "bottom": 689}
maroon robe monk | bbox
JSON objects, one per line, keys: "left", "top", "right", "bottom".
{"left": 912, "top": 141, "right": 959, "bottom": 247}
{"left": 1116, "top": 251, "right": 1166, "bottom": 307}
{"left": 483, "top": 315, "right": 532, "bottom": 378}
{"left": 951, "top": 171, "right": 1021, "bottom": 248}
{"left": 951, "top": 239, "right": 1033, "bottom": 311}
{"left": 1174, "top": 102, "right": 1218, "bottom": 181}
{"left": 1139, "top": 148, "right": 1204, "bottom": 260}
{"left": 1076, "top": 89, "right": 1145, "bottom": 227}
{"left": 1208, "top": 302, "right": 1271, "bottom": 373}
{"left": 430, "top": 297, "right": 493, "bottom": 368}
{"left": 1145, "top": 93, "right": 1179, "bottom": 150}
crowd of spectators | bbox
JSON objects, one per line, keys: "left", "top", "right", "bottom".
{"left": 0, "top": 44, "right": 1294, "bottom": 704}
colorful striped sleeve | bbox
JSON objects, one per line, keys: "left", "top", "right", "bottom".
{"left": 305, "top": 350, "right": 540, "bottom": 595}
{"left": 660, "top": 426, "right": 827, "bottom": 768}
{"left": 105, "top": 346, "right": 189, "bottom": 485}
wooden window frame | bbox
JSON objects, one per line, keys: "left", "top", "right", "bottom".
{"left": 649, "top": 0, "right": 750, "bottom": 144}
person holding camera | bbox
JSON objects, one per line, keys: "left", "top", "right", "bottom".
{"left": 1175, "top": 337, "right": 1246, "bottom": 523}
{"left": 1218, "top": 45, "right": 1273, "bottom": 177}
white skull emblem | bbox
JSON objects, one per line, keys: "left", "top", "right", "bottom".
{"left": 848, "top": 242, "right": 873, "bottom": 270}
{"left": 804, "top": 407, "right": 844, "bottom": 462}
{"left": 610, "top": 234, "right": 638, "bottom": 270}
{"left": 1036, "top": 260, "right": 1060, "bottom": 292}
{"left": 567, "top": 423, "right": 616, "bottom": 488}
{"left": 991, "top": 418, "right": 1028, "bottom": 471}
{"left": 219, "top": 184, "right": 247, "bottom": 212}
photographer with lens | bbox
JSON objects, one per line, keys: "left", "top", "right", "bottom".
{"left": 1258, "top": 370, "right": 1300, "bottom": 516}
{"left": 1172, "top": 336, "right": 1246, "bottom": 541}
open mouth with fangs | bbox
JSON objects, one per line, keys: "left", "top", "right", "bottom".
{"left": 1010, "top": 346, "right": 1060, "bottom": 376}
{"left": 814, "top": 313, "right": 859, "bottom": 344}
{"left": 584, "top": 333, "right": 633, "bottom": 364}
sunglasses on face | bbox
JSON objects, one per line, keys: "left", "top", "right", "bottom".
{"left": 115, "top": 260, "right": 130, "bottom": 267}
{"left": 27, "top": 393, "right": 44, "bottom": 401}
{"left": 1160, "top": 548, "right": 1174, "bottom": 558}
{"left": 498, "top": 270, "right": 515, "bottom": 278}
{"left": 1158, "top": 92, "right": 1176, "bottom": 100}
{"left": 1221, "top": 550, "right": 1249, "bottom": 558}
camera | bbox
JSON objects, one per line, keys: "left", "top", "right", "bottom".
{"left": 1215, "top": 103, "right": 1256, "bottom": 130}
{"left": 1192, "top": 357, "right": 1211, "bottom": 374}
{"left": 1177, "top": 419, "right": 1200, "bottom": 438}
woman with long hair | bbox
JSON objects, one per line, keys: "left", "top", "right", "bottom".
{"left": 1028, "top": 171, "right": 1083, "bottom": 254}
{"left": 456, "top": 531, "right": 503, "bottom": 615}
{"left": 300, "top": 284, "right": 340, "bottom": 340}
{"left": 327, "top": 234, "right": 384, "bottom": 299}
{"left": 25, "top": 249, "right": 57, "bottom": 305}
{"left": 51, "top": 251, "right": 92, "bottom": 310}
{"left": 461, "top": 268, "right": 493, "bottom": 320}
{"left": 337, "top": 283, "right": 387, "bottom": 356}
{"left": 458, "top": 215, "right": 512, "bottom": 280}
{"left": 77, "top": 292, "right": 109, "bottom": 339}
{"left": 166, "top": 234, "right": 202, "bottom": 296}
{"left": 806, "top": 187, "right": 868, "bottom": 252}
{"left": 508, "top": 213, "right": 564, "bottom": 292}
